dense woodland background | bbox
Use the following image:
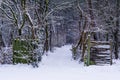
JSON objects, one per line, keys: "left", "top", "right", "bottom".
{"left": 0, "top": 0, "right": 119, "bottom": 66}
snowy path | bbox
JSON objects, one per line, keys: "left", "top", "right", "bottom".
{"left": 0, "top": 45, "right": 120, "bottom": 80}
{"left": 42, "top": 45, "right": 79, "bottom": 68}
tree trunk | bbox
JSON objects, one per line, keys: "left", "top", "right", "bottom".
{"left": 44, "top": 23, "right": 49, "bottom": 52}
{"left": 44, "top": 0, "right": 49, "bottom": 52}
{"left": 114, "top": 0, "right": 119, "bottom": 59}
{"left": 49, "top": 27, "right": 52, "bottom": 51}
{"left": 87, "top": 0, "right": 98, "bottom": 40}
{"left": 87, "top": 0, "right": 95, "bottom": 28}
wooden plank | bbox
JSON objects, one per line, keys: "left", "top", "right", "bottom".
{"left": 91, "top": 41, "right": 110, "bottom": 45}
{"left": 91, "top": 47, "right": 110, "bottom": 51}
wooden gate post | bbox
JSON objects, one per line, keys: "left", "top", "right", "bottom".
{"left": 110, "top": 39, "right": 112, "bottom": 65}
{"left": 87, "top": 34, "right": 91, "bottom": 66}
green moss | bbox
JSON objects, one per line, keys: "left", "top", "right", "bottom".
{"left": 90, "top": 60, "right": 96, "bottom": 65}
{"left": 84, "top": 56, "right": 95, "bottom": 66}
{"left": 13, "top": 39, "right": 37, "bottom": 64}
{"left": 71, "top": 47, "right": 77, "bottom": 60}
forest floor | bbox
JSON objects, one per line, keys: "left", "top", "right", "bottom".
{"left": 0, "top": 45, "right": 120, "bottom": 80}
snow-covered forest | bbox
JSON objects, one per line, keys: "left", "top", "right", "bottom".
{"left": 0, "top": 0, "right": 120, "bottom": 80}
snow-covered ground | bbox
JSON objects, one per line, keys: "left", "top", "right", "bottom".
{"left": 0, "top": 45, "right": 120, "bottom": 80}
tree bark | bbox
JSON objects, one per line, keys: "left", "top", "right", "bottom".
{"left": 44, "top": 0, "right": 49, "bottom": 52}
{"left": 114, "top": 0, "right": 119, "bottom": 59}
{"left": 44, "top": 22, "right": 49, "bottom": 52}
{"left": 87, "top": 0, "right": 98, "bottom": 40}
{"left": 87, "top": 0, "right": 95, "bottom": 28}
